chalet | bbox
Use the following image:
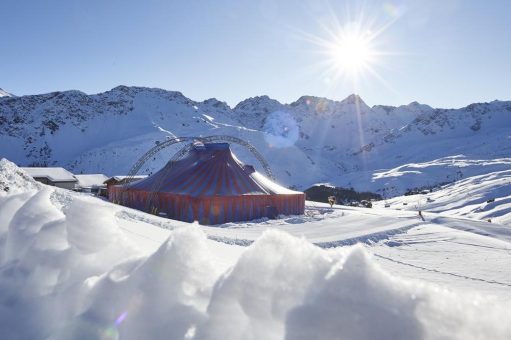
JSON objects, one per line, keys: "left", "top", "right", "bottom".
{"left": 22, "top": 167, "right": 77, "bottom": 190}
{"left": 74, "top": 174, "right": 109, "bottom": 193}
{"left": 103, "top": 176, "right": 148, "bottom": 196}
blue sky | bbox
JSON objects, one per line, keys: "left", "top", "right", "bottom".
{"left": 1, "top": 0, "right": 510, "bottom": 108}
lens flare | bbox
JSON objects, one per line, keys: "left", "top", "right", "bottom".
{"left": 263, "top": 111, "right": 299, "bottom": 148}
{"left": 114, "top": 311, "right": 128, "bottom": 327}
{"left": 101, "top": 326, "right": 119, "bottom": 340}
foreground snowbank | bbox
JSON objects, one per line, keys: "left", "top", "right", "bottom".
{"left": 0, "top": 159, "right": 510, "bottom": 339}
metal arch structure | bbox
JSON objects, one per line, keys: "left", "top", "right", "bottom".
{"left": 122, "top": 135, "right": 274, "bottom": 193}
{"left": 122, "top": 136, "right": 196, "bottom": 190}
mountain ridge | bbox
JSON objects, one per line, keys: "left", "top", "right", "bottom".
{"left": 1, "top": 85, "right": 510, "bottom": 195}
{"left": 0, "top": 88, "right": 14, "bottom": 97}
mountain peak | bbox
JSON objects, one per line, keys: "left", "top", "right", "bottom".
{"left": 403, "top": 101, "right": 433, "bottom": 112}
{"left": 339, "top": 94, "right": 366, "bottom": 106}
{"left": 0, "top": 88, "right": 14, "bottom": 97}
{"left": 201, "top": 98, "right": 231, "bottom": 111}
{"left": 233, "top": 95, "right": 282, "bottom": 112}
{"left": 290, "top": 95, "right": 331, "bottom": 107}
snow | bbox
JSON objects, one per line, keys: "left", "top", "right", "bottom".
{"left": 263, "top": 110, "right": 300, "bottom": 147}
{"left": 21, "top": 166, "right": 77, "bottom": 182}
{"left": 374, "top": 168, "right": 511, "bottom": 225}
{"left": 2, "top": 86, "right": 511, "bottom": 195}
{"left": 74, "top": 174, "right": 109, "bottom": 188}
{"left": 107, "top": 175, "right": 148, "bottom": 182}
{"left": 371, "top": 223, "right": 511, "bottom": 299}
{"left": 1, "top": 159, "right": 511, "bottom": 339}
{"left": 0, "top": 88, "right": 13, "bottom": 97}
{"left": 0, "top": 158, "right": 41, "bottom": 194}
{"left": 2, "top": 85, "right": 511, "bottom": 338}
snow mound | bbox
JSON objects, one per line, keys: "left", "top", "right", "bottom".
{"left": 65, "top": 196, "right": 127, "bottom": 254}
{"left": 199, "top": 231, "right": 511, "bottom": 340}
{"left": 286, "top": 245, "right": 510, "bottom": 340}
{"left": 0, "top": 158, "right": 41, "bottom": 194}
{"left": 197, "top": 231, "right": 333, "bottom": 340}
{"left": 53, "top": 227, "right": 218, "bottom": 340}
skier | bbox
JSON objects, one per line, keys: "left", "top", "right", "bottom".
{"left": 418, "top": 210, "right": 425, "bottom": 221}
{"left": 328, "top": 195, "right": 336, "bottom": 207}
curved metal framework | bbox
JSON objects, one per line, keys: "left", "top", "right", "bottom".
{"left": 122, "top": 136, "right": 196, "bottom": 189}
{"left": 123, "top": 135, "right": 273, "bottom": 189}
{"left": 120, "top": 135, "right": 275, "bottom": 212}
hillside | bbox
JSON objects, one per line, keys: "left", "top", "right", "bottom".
{"left": 374, "top": 168, "right": 511, "bottom": 225}
{"left": 1, "top": 86, "right": 510, "bottom": 194}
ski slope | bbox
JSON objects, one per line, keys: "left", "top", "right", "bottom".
{"left": 374, "top": 168, "right": 511, "bottom": 225}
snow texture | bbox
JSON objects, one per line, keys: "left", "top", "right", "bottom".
{"left": 74, "top": 174, "right": 109, "bottom": 188}
{"left": 0, "top": 159, "right": 511, "bottom": 339}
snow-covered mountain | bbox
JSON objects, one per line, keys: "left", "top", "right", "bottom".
{"left": 1, "top": 85, "right": 510, "bottom": 194}
{"left": 0, "top": 88, "right": 13, "bottom": 97}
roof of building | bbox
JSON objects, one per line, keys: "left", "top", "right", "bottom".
{"left": 21, "top": 167, "right": 77, "bottom": 183}
{"left": 104, "top": 175, "right": 148, "bottom": 184}
{"left": 74, "top": 174, "right": 109, "bottom": 188}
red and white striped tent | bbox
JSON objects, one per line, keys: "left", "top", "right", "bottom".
{"left": 109, "top": 142, "right": 305, "bottom": 225}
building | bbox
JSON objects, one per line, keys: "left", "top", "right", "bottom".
{"left": 109, "top": 142, "right": 305, "bottom": 225}
{"left": 104, "top": 176, "right": 148, "bottom": 193}
{"left": 74, "top": 174, "right": 109, "bottom": 193}
{"left": 21, "top": 167, "right": 78, "bottom": 190}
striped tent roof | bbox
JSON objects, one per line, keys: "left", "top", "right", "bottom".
{"left": 126, "top": 142, "right": 298, "bottom": 197}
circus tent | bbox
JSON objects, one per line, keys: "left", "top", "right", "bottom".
{"left": 109, "top": 142, "right": 305, "bottom": 224}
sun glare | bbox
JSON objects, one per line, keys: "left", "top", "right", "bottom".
{"left": 330, "top": 32, "right": 374, "bottom": 73}
{"left": 301, "top": 7, "right": 400, "bottom": 89}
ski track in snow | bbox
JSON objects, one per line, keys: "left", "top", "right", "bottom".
{"left": 373, "top": 253, "right": 511, "bottom": 288}
{"left": 112, "top": 194, "right": 511, "bottom": 297}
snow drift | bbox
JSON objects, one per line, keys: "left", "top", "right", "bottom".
{"left": 0, "top": 158, "right": 510, "bottom": 339}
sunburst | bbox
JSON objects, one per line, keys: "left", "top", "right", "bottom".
{"left": 328, "top": 27, "right": 375, "bottom": 76}
{"left": 301, "top": 7, "right": 401, "bottom": 89}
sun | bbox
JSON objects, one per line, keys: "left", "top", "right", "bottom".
{"left": 319, "top": 20, "right": 381, "bottom": 80}
{"left": 329, "top": 31, "right": 374, "bottom": 74}
{"left": 301, "top": 9, "right": 399, "bottom": 88}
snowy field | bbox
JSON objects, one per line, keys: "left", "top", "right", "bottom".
{"left": 1, "top": 158, "right": 511, "bottom": 339}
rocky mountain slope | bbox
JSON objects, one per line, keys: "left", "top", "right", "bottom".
{"left": 1, "top": 85, "right": 510, "bottom": 195}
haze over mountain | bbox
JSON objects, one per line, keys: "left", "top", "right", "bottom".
{"left": 1, "top": 86, "right": 510, "bottom": 196}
